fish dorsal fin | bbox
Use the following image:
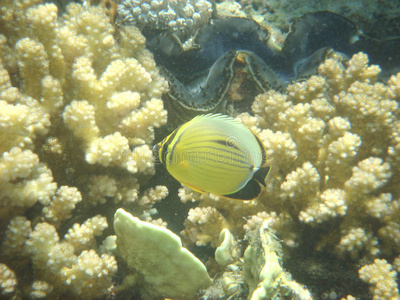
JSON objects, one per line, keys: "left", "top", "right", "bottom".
{"left": 191, "top": 113, "right": 244, "bottom": 128}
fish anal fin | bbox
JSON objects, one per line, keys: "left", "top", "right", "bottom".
{"left": 184, "top": 183, "right": 204, "bottom": 194}
{"left": 224, "top": 179, "right": 262, "bottom": 201}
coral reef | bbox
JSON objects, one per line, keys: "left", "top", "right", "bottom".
{"left": 359, "top": 258, "right": 400, "bottom": 300}
{"left": 179, "top": 52, "right": 400, "bottom": 299}
{"left": 0, "top": 263, "right": 17, "bottom": 296}
{"left": 0, "top": 0, "right": 168, "bottom": 298}
{"left": 116, "top": 0, "right": 213, "bottom": 39}
{"left": 1, "top": 0, "right": 400, "bottom": 298}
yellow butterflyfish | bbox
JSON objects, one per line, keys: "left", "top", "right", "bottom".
{"left": 153, "top": 114, "right": 271, "bottom": 200}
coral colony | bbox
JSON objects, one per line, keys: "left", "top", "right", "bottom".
{"left": 1, "top": 0, "right": 400, "bottom": 299}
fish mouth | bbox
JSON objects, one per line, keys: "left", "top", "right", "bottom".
{"left": 152, "top": 143, "right": 161, "bottom": 163}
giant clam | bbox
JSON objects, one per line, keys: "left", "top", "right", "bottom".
{"left": 140, "top": 12, "right": 400, "bottom": 126}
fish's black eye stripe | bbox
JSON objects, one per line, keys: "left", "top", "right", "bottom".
{"left": 160, "top": 126, "right": 182, "bottom": 165}
{"left": 160, "top": 143, "right": 168, "bottom": 165}
{"left": 167, "top": 127, "right": 184, "bottom": 165}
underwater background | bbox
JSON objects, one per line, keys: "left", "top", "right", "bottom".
{"left": 0, "top": 0, "right": 400, "bottom": 299}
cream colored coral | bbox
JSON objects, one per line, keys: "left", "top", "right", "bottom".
{"left": 326, "top": 132, "right": 361, "bottom": 167}
{"left": 388, "top": 73, "right": 400, "bottom": 99}
{"left": 334, "top": 82, "right": 398, "bottom": 137}
{"left": 46, "top": 242, "right": 77, "bottom": 274}
{"left": 279, "top": 102, "right": 326, "bottom": 148}
{"left": 25, "top": 222, "right": 60, "bottom": 267}
{"left": 30, "top": 281, "right": 53, "bottom": 299}
{"left": 137, "top": 185, "right": 168, "bottom": 207}
{"left": 42, "top": 186, "right": 82, "bottom": 226}
{"left": 9, "top": 2, "right": 167, "bottom": 176}
{"left": 243, "top": 211, "right": 298, "bottom": 247}
{"left": 251, "top": 90, "right": 292, "bottom": 129}
{"left": 15, "top": 37, "right": 49, "bottom": 98}
{"left": 324, "top": 131, "right": 362, "bottom": 183}
{"left": 23, "top": 218, "right": 116, "bottom": 298}
{"left": 281, "top": 162, "right": 320, "bottom": 203}
{"left": 0, "top": 97, "right": 50, "bottom": 153}
{"left": 119, "top": 98, "right": 168, "bottom": 145}
{"left": 87, "top": 174, "right": 118, "bottom": 205}
{"left": 0, "top": 263, "right": 17, "bottom": 295}
{"left": 326, "top": 117, "right": 351, "bottom": 138}
{"left": 258, "top": 129, "right": 298, "bottom": 168}
{"left": 128, "top": 144, "right": 155, "bottom": 174}
{"left": 394, "top": 256, "right": 400, "bottom": 272}
{"left": 25, "top": 3, "right": 65, "bottom": 82}
{"left": 299, "top": 189, "right": 347, "bottom": 224}
{"left": 235, "top": 112, "right": 261, "bottom": 134}
{"left": 318, "top": 56, "right": 346, "bottom": 93}
{"left": 335, "top": 228, "right": 379, "bottom": 258}
{"left": 0, "top": 35, "right": 17, "bottom": 73}
{"left": 64, "top": 215, "right": 108, "bottom": 253}
{"left": 61, "top": 249, "right": 117, "bottom": 298}
{"left": 112, "top": 177, "right": 140, "bottom": 204}
{"left": 359, "top": 259, "right": 400, "bottom": 300}
{"left": 365, "top": 193, "right": 393, "bottom": 219}
{"left": 62, "top": 100, "right": 99, "bottom": 143}
{"left": 85, "top": 132, "right": 131, "bottom": 167}
{"left": 286, "top": 75, "right": 327, "bottom": 103}
{"left": 181, "top": 207, "right": 228, "bottom": 247}
{"left": 341, "top": 296, "right": 356, "bottom": 300}
{"left": 40, "top": 75, "right": 63, "bottom": 113}
{"left": 344, "top": 157, "right": 391, "bottom": 198}
{"left": 178, "top": 186, "right": 202, "bottom": 203}
{"left": 1, "top": 216, "right": 32, "bottom": 257}
{"left": 0, "top": 1, "right": 164, "bottom": 298}
{"left": 378, "top": 221, "right": 400, "bottom": 255}
{"left": 344, "top": 52, "right": 381, "bottom": 82}
{"left": 310, "top": 97, "right": 336, "bottom": 121}
{"left": 0, "top": 147, "right": 57, "bottom": 207}
{"left": 106, "top": 90, "right": 141, "bottom": 115}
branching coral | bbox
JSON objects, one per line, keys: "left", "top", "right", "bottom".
{"left": 0, "top": 263, "right": 17, "bottom": 296}
{"left": 0, "top": 147, "right": 57, "bottom": 207}
{"left": 22, "top": 217, "right": 117, "bottom": 298}
{"left": 249, "top": 52, "right": 400, "bottom": 258}
{"left": 2, "top": 0, "right": 400, "bottom": 298}
{"left": 359, "top": 259, "right": 400, "bottom": 300}
{"left": 180, "top": 51, "right": 400, "bottom": 299}
{"left": 0, "top": 0, "right": 169, "bottom": 298}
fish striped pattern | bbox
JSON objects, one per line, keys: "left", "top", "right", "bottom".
{"left": 155, "top": 114, "right": 269, "bottom": 199}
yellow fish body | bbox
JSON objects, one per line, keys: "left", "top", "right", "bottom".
{"left": 154, "top": 114, "right": 270, "bottom": 200}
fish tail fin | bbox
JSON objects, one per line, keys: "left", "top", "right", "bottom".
{"left": 252, "top": 165, "right": 271, "bottom": 187}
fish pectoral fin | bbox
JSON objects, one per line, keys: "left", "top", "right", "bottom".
{"left": 223, "top": 179, "right": 262, "bottom": 201}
